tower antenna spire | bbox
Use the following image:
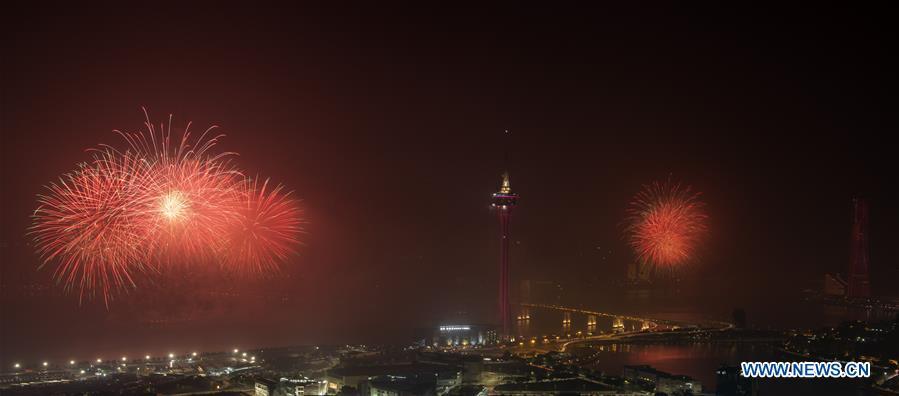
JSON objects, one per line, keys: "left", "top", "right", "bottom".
{"left": 503, "top": 129, "right": 511, "bottom": 173}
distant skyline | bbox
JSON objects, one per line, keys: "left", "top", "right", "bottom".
{"left": 2, "top": 4, "right": 897, "bottom": 365}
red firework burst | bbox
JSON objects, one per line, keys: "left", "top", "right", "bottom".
{"left": 30, "top": 110, "right": 304, "bottom": 304}
{"left": 222, "top": 178, "right": 304, "bottom": 274}
{"left": 626, "top": 179, "right": 707, "bottom": 269}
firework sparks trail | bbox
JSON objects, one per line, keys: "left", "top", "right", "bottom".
{"left": 32, "top": 148, "right": 155, "bottom": 304}
{"left": 30, "top": 110, "right": 304, "bottom": 304}
{"left": 626, "top": 179, "right": 707, "bottom": 271}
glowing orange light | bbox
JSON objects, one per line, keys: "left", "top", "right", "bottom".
{"left": 159, "top": 191, "right": 188, "bottom": 221}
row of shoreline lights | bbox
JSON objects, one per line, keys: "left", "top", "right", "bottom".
{"left": 11, "top": 350, "right": 257, "bottom": 370}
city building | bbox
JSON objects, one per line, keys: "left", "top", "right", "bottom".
{"left": 255, "top": 378, "right": 279, "bottom": 396}
{"left": 286, "top": 378, "right": 328, "bottom": 395}
{"left": 446, "top": 385, "right": 488, "bottom": 396}
{"left": 431, "top": 324, "right": 497, "bottom": 347}
{"left": 623, "top": 365, "right": 702, "bottom": 395}
{"left": 480, "top": 361, "right": 549, "bottom": 384}
{"left": 326, "top": 363, "right": 460, "bottom": 393}
{"left": 416, "top": 353, "right": 485, "bottom": 384}
{"left": 356, "top": 369, "right": 461, "bottom": 395}
{"left": 715, "top": 365, "right": 757, "bottom": 396}
{"left": 360, "top": 375, "right": 437, "bottom": 396}
{"left": 0, "top": 370, "right": 72, "bottom": 386}
{"left": 493, "top": 378, "right": 643, "bottom": 395}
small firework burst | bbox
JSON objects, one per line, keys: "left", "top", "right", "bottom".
{"left": 626, "top": 179, "right": 707, "bottom": 271}
{"left": 222, "top": 178, "right": 304, "bottom": 274}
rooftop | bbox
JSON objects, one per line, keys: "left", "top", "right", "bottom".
{"left": 624, "top": 365, "right": 696, "bottom": 381}
{"left": 494, "top": 378, "right": 617, "bottom": 392}
{"left": 368, "top": 375, "right": 437, "bottom": 394}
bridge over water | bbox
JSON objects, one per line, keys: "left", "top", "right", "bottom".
{"left": 513, "top": 303, "right": 732, "bottom": 352}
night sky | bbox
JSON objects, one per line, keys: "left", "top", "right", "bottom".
{"left": 1, "top": 5, "right": 896, "bottom": 365}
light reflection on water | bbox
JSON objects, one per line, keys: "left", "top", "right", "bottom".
{"left": 513, "top": 304, "right": 889, "bottom": 395}
{"left": 588, "top": 342, "right": 774, "bottom": 390}
{"left": 583, "top": 342, "right": 870, "bottom": 395}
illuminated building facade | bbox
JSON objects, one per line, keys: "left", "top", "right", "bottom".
{"left": 254, "top": 378, "right": 277, "bottom": 396}
{"left": 431, "top": 324, "right": 497, "bottom": 347}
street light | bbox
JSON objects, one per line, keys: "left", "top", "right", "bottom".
{"left": 13, "top": 363, "right": 20, "bottom": 369}
{"left": 121, "top": 357, "right": 127, "bottom": 362}
{"left": 168, "top": 353, "right": 174, "bottom": 359}
{"left": 96, "top": 358, "right": 102, "bottom": 363}
{"left": 233, "top": 348, "right": 239, "bottom": 354}
{"left": 191, "top": 352, "right": 197, "bottom": 357}
{"left": 42, "top": 362, "right": 48, "bottom": 367}
{"left": 145, "top": 355, "right": 151, "bottom": 360}
{"left": 70, "top": 360, "right": 75, "bottom": 365}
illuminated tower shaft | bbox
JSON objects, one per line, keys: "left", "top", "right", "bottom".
{"left": 498, "top": 209, "right": 512, "bottom": 334}
{"left": 491, "top": 172, "right": 518, "bottom": 336}
{"left": 848, "top": 197, "right": 871, "bottom": 298}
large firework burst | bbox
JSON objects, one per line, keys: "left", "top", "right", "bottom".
{"left": 626, "top": 179, "right": 707, "bottom": 271}
{"left": 117, "top": 120, "right": 243, "bottom": 264}
{"left": 30, "top": 110, "right": 304, "bottom": 304}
